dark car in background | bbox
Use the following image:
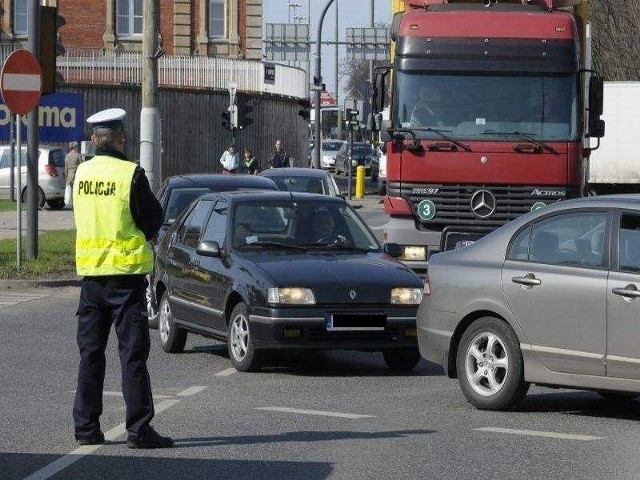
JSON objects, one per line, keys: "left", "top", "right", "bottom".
{"left": 334, "top": 142, "right": 378, "bottom": 181}
{"left": 146, "top": 174, "right": 278, "bottom": 327}
{"left": 152, "top": 191, "right": 423, "bottom": 372}
{"left": 260, "top": 167, "right": 342, "bottom": 197}
{"left": 417, "top": 195, "right": 640, "bottom": 410}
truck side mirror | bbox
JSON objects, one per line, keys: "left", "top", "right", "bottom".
{"left": 588, "top": 76, "right": 605, "bottom": 139}
{"left": 372, "top": 112, "right": 383, "bottom": 132}
{"left": 380, "top": 120, "right": 392, "bottom": 143}
{"left": 372, "top": 66, "right": 390, "bottom": 114}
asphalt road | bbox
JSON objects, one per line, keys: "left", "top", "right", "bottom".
{"left": 1, "top": 288, "right": 639, "bottom": 480}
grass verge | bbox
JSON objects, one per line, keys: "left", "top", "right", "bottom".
{"left": 0, "top": 229, "right": 76, "bottom": 280}
{"left": 0, "top": 199, "right": 24, "bottom": 212}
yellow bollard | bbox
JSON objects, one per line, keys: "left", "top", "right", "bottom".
{"left": 355, "top": 165, "right": 365, "bottom": 199}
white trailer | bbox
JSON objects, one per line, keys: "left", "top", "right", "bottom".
{"left": 588, "top": 82, "right": 640, "bottom": 194}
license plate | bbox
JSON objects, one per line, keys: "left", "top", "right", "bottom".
{"left": 325, "top": 313, "right": 386, "bottom": 331}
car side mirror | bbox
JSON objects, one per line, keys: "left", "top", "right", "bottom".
{"left": 196, "top": 240, "right": 221, "bottom": 258}
{"left": 383, "top": 242, "right": 402, "bottom": 258}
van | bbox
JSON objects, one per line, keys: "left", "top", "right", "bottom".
{"left": 0, "top": 145, "right": 67, "bottom": 209}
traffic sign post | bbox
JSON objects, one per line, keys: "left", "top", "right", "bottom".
{"left": 1, "top": 49, "right": 42, "bottom": 269}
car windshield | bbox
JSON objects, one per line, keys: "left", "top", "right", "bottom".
{"left": 233, "top": 200, "right": 379, "bottom": 250}
{"left": 323, "top": 141, "right": 343, "bottom": 151}
{"left": 271, "top": 176, "right": 326, "bottom": 195}
{"left": 393, "top": 71, "right": 578, "bottom": 141}
{"left": 164, "top": 187, "right": 215, "bottom": 223}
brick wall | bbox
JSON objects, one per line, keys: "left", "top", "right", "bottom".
{"left": 59, "top": 0, "right": 107, "bottom": 48}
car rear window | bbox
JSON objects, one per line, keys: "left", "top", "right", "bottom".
{"left": 165, "top": 187, "right": 214, "bottom": 223}
{"left": 49, "top": 149, "right": 65, "bottom": 167}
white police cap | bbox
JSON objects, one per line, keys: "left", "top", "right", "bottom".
{"left": 86, "top": 108, "right": 126, "bottom": 129}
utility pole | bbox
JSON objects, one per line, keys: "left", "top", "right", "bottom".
{"left": 27, "top": 0, "right": 39, "bottom": 258}
{"left": 313, "top": 0, "right": 336, "bottom": 170}
{"left": 334, "top": 0, "right": 339, "bottom": 109}
{"left": 141, "top": 0, "right": 161, "bottom": 192}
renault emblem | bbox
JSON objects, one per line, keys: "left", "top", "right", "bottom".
{"left": 349, "top": 290, "right": 357, "bottom": 300}
{"left": 470, "top": 189, "right": 497, "bottom": 218}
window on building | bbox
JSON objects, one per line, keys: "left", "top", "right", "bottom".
{"left": 209, "top": 0, "right": 226, "bottom": 39}
{"left": 14, "top": 0, "right": 29, "bottom": 35}
{"left": 117, "top": 0, "right": 143, "bottom": 36}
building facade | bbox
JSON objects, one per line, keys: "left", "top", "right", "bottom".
{"left": 1, "top": 0, "right": 263, "bottom": 60}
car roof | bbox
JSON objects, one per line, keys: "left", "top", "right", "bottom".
{"left": 198, "top": 190, "right": 345, "bottom": 203}
{"left": 534, "top": 194, "right": 640, "bottom": 213}
{"left": 165, "top": 173, "right": 277, "bottom": 189}
{"left": 260, "top": 167, "right": 329, "bottom": 178}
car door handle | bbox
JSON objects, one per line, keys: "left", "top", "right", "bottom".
{"left": 612, "top": 287, "right": 640, "bottom": 298}
{"left": 511, "top": 275, "right": 541, "bottom": 286}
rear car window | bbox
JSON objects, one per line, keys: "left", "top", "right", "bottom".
{"left": 49, "top": 149, "right": 66, "bottom": 167}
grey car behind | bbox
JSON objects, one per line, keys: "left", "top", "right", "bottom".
{"left": 418, "top": 195, "right": 640, "bottom": 410}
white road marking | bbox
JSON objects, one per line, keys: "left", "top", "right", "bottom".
{"left": 101, "top": 390, "right": 173, "bottom": 399}
{"left": 215, "top": 367, "right": 237, "bottom": 376}
{"left": 474, "top": 427, "right": 604, "bottom": 441}
{"left": 0, "top": 292, "right": 49, "bottom": 307}
{"left": 256, "top": 407, "right": 375, "bottom": 419}
{"left": 23, "top": 399, "right": 182, "bottom": 479}
{"left": 177, "top": 386, "right": 208, "bottom": 396}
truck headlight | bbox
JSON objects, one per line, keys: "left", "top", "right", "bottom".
{"left": 390, "top": 288, "right": 423, "bottom": 305}
{"left": 268, "top": 287, "right": 316, "bottom": 305}
{"left": 400, "top": 246, "right": 427, "bottom": 261}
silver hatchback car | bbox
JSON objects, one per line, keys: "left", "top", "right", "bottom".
{"left": 418, "top": 195, "right": 640, "bottom": 410}
{"left": 0, "top": 145, "right": 66, "bottom": 209}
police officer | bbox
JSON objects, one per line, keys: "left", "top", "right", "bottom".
{"left": 72, "top": 108, "right": 173, "bottom": 449}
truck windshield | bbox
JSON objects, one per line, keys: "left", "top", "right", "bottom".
{"left": 393, "top": 72, "right": 578, "bottom": 141}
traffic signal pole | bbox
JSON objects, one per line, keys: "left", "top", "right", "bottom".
{"left": 27, "top": 0, "right": 39, "bottom": 258}
{"left": 313, "top": 0, "right": 336, "bottom": 170}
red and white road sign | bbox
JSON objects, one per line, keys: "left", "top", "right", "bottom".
{"left": 1, "top": 49, "right": 42, "bottom": 115}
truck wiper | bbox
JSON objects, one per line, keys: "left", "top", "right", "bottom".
{"left": 411, "top": 127, "right": 472, "bottom": 152}
{"left": 484, "top": 130, "right": 557, "bottom": 155}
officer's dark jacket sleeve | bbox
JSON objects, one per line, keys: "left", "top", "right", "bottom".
{"left": 130, "top": 166, "right": 163, "bottom": 241}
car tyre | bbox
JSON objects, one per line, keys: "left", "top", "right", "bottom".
{"left": 382, "top": 349, "right": 421, "bottom": 372}
{"left": 158, "top": 292, "right": 187, "bottom": 353}
{"left": 22, "top": 186, "right": 46, "bottom": 209}
{"left": 47, "top": 198, "right": 65, "bottom": 210}
{"left": 227, "top": 302, "right": 262, "bottom": 372}
{"left": 456, "top": 317, "right": 529, "bottom": 410}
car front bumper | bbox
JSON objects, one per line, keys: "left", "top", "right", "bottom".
{"left": 249, "top": 306, "right": 418, "bottom": 351}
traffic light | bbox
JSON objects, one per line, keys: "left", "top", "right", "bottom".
{"left": 298, "top": 99, "right": 311, "bottom": 122}
{"left": 345, "top": 108, "right": 359, "bottom": 129}
{"left": 39, "top": 6, "right": 65, "bottom": 95}
{"left": 221, "top": 110, "right": 232, "bottom": 130}
{"left": 238, "top": 99, "right": 254, "bottom": 130}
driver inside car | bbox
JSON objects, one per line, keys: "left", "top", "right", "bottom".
{"left": 310, "top": 210, "right": 349, "bottom": 245}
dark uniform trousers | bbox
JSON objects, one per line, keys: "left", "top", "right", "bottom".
{"left": 73, "top": 274, "right": 154, "bottom": 439}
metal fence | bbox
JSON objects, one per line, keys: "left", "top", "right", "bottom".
{"left": 0, "top": 44, "right": 307, "bottom": 99}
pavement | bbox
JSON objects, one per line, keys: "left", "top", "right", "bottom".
{"left": 0, "top": 194, "right": 387, "bottom": 290}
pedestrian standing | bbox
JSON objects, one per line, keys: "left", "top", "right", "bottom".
{"left": 243, "top": 147, "right": 258, "bottom": 175}
{"left": 267, "top": 139, "right": 290, "bottom": 168}
{"left": 72, "top": 108, "right": 173, "bottom": 449}
{"left": 220, "top": 144, "right": 239, "bottom": 174}
{"left": 64, "top": 141, "right": 82, "bottom": 208}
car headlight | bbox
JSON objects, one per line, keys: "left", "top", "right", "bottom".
{"left": 390, "top": 287, "right": 423, "bottom": 305}
{"left": 268, "top": 287, "right": 316, "bottom": 305}
{"left": 400, "top": 246, "right": 427, "bottom": 261}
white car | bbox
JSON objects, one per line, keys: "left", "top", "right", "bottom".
{"left": 0, "top": 145, "right": 67, "bottom": 209}
{"left": 318, "top": 140, "right": 345, "bottom": 170}
{"left": 377, "top": 146, "right": 387, "bottom": 195}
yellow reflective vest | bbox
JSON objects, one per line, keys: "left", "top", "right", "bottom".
{"left": 73, "top": 155, "right": 153, "bottom": 276}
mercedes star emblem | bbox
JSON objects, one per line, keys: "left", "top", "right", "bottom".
{"left": 349, "top": 290, "right": 357, "bottom": 300}
{"left": 470, "top": 189, "right": 497, "bottom": 218}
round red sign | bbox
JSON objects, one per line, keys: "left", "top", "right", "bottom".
{"left": 1, "top": 49, "right": 42, "bottom": 115}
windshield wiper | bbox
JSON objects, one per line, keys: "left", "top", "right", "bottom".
{"left": 483, "top": 130, "right": 557, "bottom": 154}
{"left": 242, "top": 241, "right": 308, "bottom": 251}
{"left": 411, "top": 127, "right": 472, "bottom": 152}
{"left": 298, "top": 241, "right": 372, "bottom": 252}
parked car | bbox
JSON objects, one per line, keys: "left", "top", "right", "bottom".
{"left": 314, "top": 139, "right": 345, "bottom": 170}
{"left": 152, "top": 191, "right": 423, "bottom": 372}
{"left": 417, "top": 195, "right": 640, "bottom": 410}
{"left": 0, "top": 145, "right": 66, "bottom": 209}
{"left": 260, "top": 167, "right": 342, "bottom": 197}
{"left": 334, "top": 142, "right": 378, "bottom": 181}
{"left": 146, "top": 174, "right": 278, "bottom": 328}
{"left": 377, "top": 145, "right": 387, "bottom": 195}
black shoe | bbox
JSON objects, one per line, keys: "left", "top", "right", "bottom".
{"left": 77, "top": 430, "right": 105, "bottom": 446}
{"left": 127, "top": 426, "right": 174, "bottom": 449}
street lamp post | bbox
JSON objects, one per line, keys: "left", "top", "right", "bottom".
{"left": 288, "top": 1, "right": 302, "bottom": 24}
{"left": 313, "top": 0, "right": 336, "bottom": 170}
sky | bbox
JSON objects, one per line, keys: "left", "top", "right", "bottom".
{"left": 263, "top": 0, "right": 392, "bottom": 104}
